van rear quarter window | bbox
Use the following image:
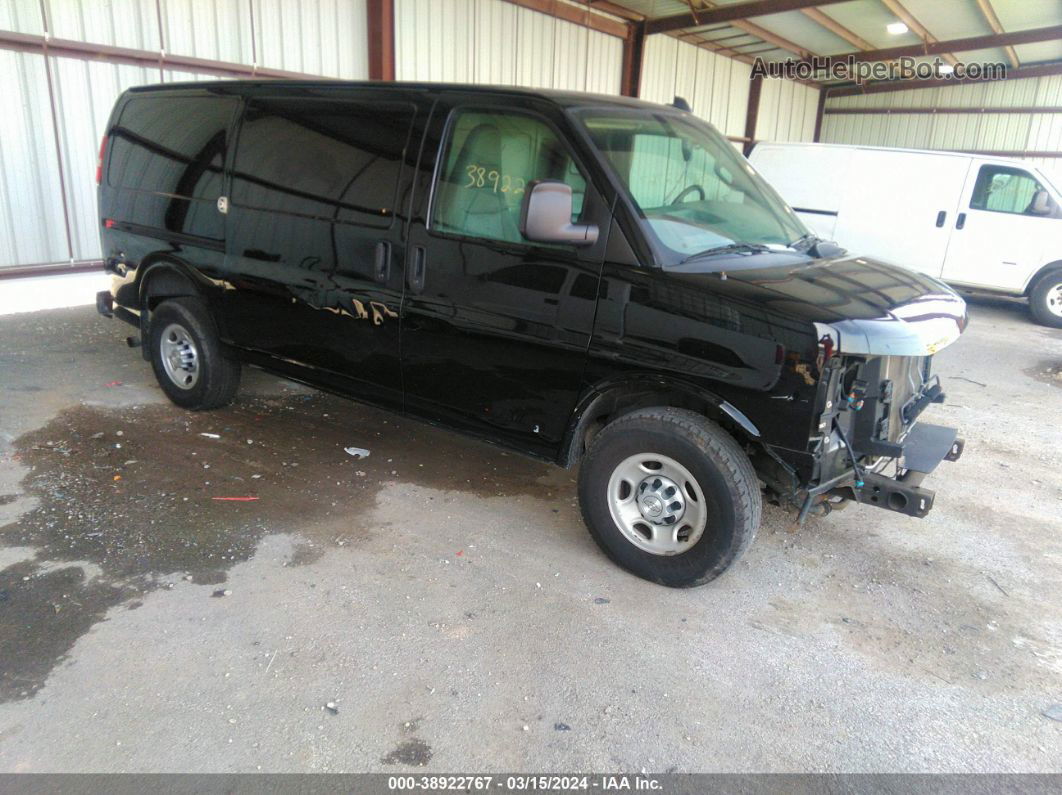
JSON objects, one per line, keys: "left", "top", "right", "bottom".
{"left": 230, "top": 98, "right": 416, "bottom": 229}
{"left": 108, "top": 94, "right": 237, "bottom": 201}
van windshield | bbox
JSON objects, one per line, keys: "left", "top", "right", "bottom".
{"left": 576, "top": 109, "right": 808, "bottom": 266}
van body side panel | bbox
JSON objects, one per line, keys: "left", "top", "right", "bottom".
{"left": 399, "top": 94, "right": 610, "bottom": 459}
{"left": 587, "top": 258, "right": 822, "bottom": 463}
{"left": 99, "top": 90, "right": 241, "bottom": 316}
{"left": 750, "top": 143, "right": 1062, "bottom": 296}
{"left": 217, "top": 87, "right": 425, "bottom": 409}
{"left": 749, "top": 143, "right": 846, "bottom": 241}
{"left": 941, "top": 159, "right": 1062, "bottom": 293}
{"left": 829, "top": 150, "right": 969, "bottom": 279}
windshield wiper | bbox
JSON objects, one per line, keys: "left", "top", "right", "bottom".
{"left": 681, "top": 242, "right": 771, "bottom": 264}
{"left": 787, "top": 233, "right": 820, "bottom": 251}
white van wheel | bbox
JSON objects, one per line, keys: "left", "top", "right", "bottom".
{"left": 1030, "top": 271, "right": 1062, "bottom": 328}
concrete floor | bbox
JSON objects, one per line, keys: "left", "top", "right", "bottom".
{"left": 0, "top": 297, "right": 1059, "bottom": 773}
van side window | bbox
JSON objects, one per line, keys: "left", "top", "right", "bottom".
{"left": 231, "top": 98, "right": 416, "bottom": 229}
{"left": 108, "top": 95, "right": 237, "bottom": 201}
{"left": 970, "top": 165, "right": 1044, "bottom": 216}
{"left": 432, "top": 110, "right": 587, "bottom": 244}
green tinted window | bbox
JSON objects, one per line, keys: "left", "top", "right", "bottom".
{"left": 580, "top": 111, "right": 805, "bottom": 262}
{"left": 433, "top": 110, "right": 586, "bottom": 244}
{"left": 970, "top": 165, "right": 1043, "bottom": 215}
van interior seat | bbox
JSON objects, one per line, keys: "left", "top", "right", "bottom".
{"left": 437, "top": 123, "right": 520, "bottom": 241}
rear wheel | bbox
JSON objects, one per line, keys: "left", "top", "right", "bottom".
{"left": 577, "top": 408, "right": 761, "bottom": 587}
{"left": 148, "top": 297, "right": 240, "bottom": 410}
{"left": 1029, "top": 270, "right": 1062, "bottom": 328}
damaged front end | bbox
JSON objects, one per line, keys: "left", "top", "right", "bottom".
{"left": 799, "top": 293, "right": 968, "bottom": 522}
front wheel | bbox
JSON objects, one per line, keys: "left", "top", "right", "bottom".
{"left": 1029, "top": 270, "right": 1062, "bottom": 328}
{"left": 577, "top": 408, "right": 761, "bottom": 587}
{"left": 148, "top": 297, "right": 241, "bottom": 410}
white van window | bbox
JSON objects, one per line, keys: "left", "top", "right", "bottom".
{"left": 970, "top": 165, "right": 1044, "bottom": 216}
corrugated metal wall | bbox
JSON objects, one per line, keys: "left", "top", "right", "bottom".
{"left": 756, "top": 78, "right": 820, "bottom": 144}
{"left": 821, "top": 75, "right": 1062, "bottom": 175}
{"left": 0, "top": 49, "right": 68, "bottom": 267}
{"left": 0, "top": 0, "right": 369, "bottom": 270}
{"left": 638, "top": 34, "right": 752, "bottom": 139}
{"left": 393, "top": 0, "right": 623, "bottom": 94}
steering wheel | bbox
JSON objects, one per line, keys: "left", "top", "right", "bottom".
{"left": 671, "top": 184, "right": 705, "bottom": 205}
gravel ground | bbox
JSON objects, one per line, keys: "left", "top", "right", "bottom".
{"left": 0, "top": 297, "right": 1059, "bottom": 773}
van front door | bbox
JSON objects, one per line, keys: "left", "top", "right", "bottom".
{"left": 401, "top": 98, "right": 609, "bottom": 458}
{"left": 941, "top": 162, "right": 1052, "bottom": 291}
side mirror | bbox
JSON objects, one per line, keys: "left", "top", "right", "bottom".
{"left": 520, "top": 180, "right": 599, "bottom": 246}
{"left": 1029, "top": 188, "right": 1053, "bottom": 216}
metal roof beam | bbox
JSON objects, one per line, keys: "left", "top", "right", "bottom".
{"left": 880, "top": 0, "right": 958, "bottom": 66}
{"left": 499, "top": 0, "right": 629, "bottom": 38}
{"left": 974, "top": 0, "right": 1020, "bottom": 68}
{"left": 826, "top": 62, "right": 1062, "bottom": 96}
{"left": 732, "top": 16, "right": 817, "bottom": 58}
{"left": 799, "top": 7, "right": 874, "bottom": 51}
{"left": 646, "top": 0, "right": 847, "bottom": 35}
{"left": 0, "top": 28, "right": 316, "bottom": 78}
{"left": 847, "top": 24, "right": 1062, "bottom": 63}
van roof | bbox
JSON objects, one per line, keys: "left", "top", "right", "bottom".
{"left": 752, "top": 140, "right": 1037, "bottom": 169}
{"left": 126, "top": 79, "right": 677, "bottom": 112}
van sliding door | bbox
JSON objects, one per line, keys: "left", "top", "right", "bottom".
{"left": 219, "top": 89, "right": 421, "bottom": 409}
{"left": 833, "top": 150, "right": 969, "bottom": 278}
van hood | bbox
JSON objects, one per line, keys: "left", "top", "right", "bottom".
{"left": 667, "top": 251, "right": 968, "bottom": 357}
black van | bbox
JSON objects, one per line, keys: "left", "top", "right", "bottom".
{"left": 96, "top": 81, "right": 967, "bottom": 587}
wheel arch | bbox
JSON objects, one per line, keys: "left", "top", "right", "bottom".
{"left": 137, "top": 255, "right": 211, "bottom": 310}
{"left": 1024, "top": 260, "right": 1062, "bottom": 296}
{"left": 558, "top": 374, "right": 761, "bottom": 469}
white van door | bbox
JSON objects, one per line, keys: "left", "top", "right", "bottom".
{"left": 941, "top": 162, "right": 1052, "bottom": 291}
{"left": 833, "top": 150, "right": 969, "bottom": 278}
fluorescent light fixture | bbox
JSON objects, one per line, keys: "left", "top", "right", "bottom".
{"left": 938, "top": 63, "right": 954, "bottom": 75}
{"left": 886, "top": 21, "right": 909, "bottom": 35}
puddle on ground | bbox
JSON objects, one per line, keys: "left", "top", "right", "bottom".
{"left": 1025, "top": 359, "right": 1062, "bottom": 389}
{"left": 0, "top": 392, "right": 572, "bottom": 702}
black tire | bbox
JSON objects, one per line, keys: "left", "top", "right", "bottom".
{"left": 148, "top": 297, "right": 240, "bottom": 410}
{"left": 1029, "top": 270, "right": 1062, "bottom": 328}
{"left": 577, "top": 408, "right": 761, "bottom": 588}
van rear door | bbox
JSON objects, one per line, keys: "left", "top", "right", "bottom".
{"left": 102, "top": 90, "right": 239, "bottom": 293}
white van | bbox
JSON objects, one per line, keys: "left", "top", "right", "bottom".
{"left": 749, "top": 142, "right": 1062, "bottom": 327}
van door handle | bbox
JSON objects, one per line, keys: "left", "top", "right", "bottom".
{"left": 935, "top": 210, "right": 946, "bottom": 227}
{"left": 409, "top": 246, "right": 426, "bottom": 293}
{"left": 374, "top": 241, "right": 390, "bottom": 283}
{"left": 955, "top": 212, "right": 966, "bottom": 230}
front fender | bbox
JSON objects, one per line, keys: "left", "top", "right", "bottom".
{"left": 558, "top": 373, "right": 761, "bottom": 468}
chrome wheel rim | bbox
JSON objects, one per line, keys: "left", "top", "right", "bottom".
{"left": 159, "top": 322, "right": 199, "bottom": 390}
{"left": 1047, "top": 282, "right": 1062, "bottom": 318}
{"left": 607, "top": 453, "right": 707, "bottom": 556}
